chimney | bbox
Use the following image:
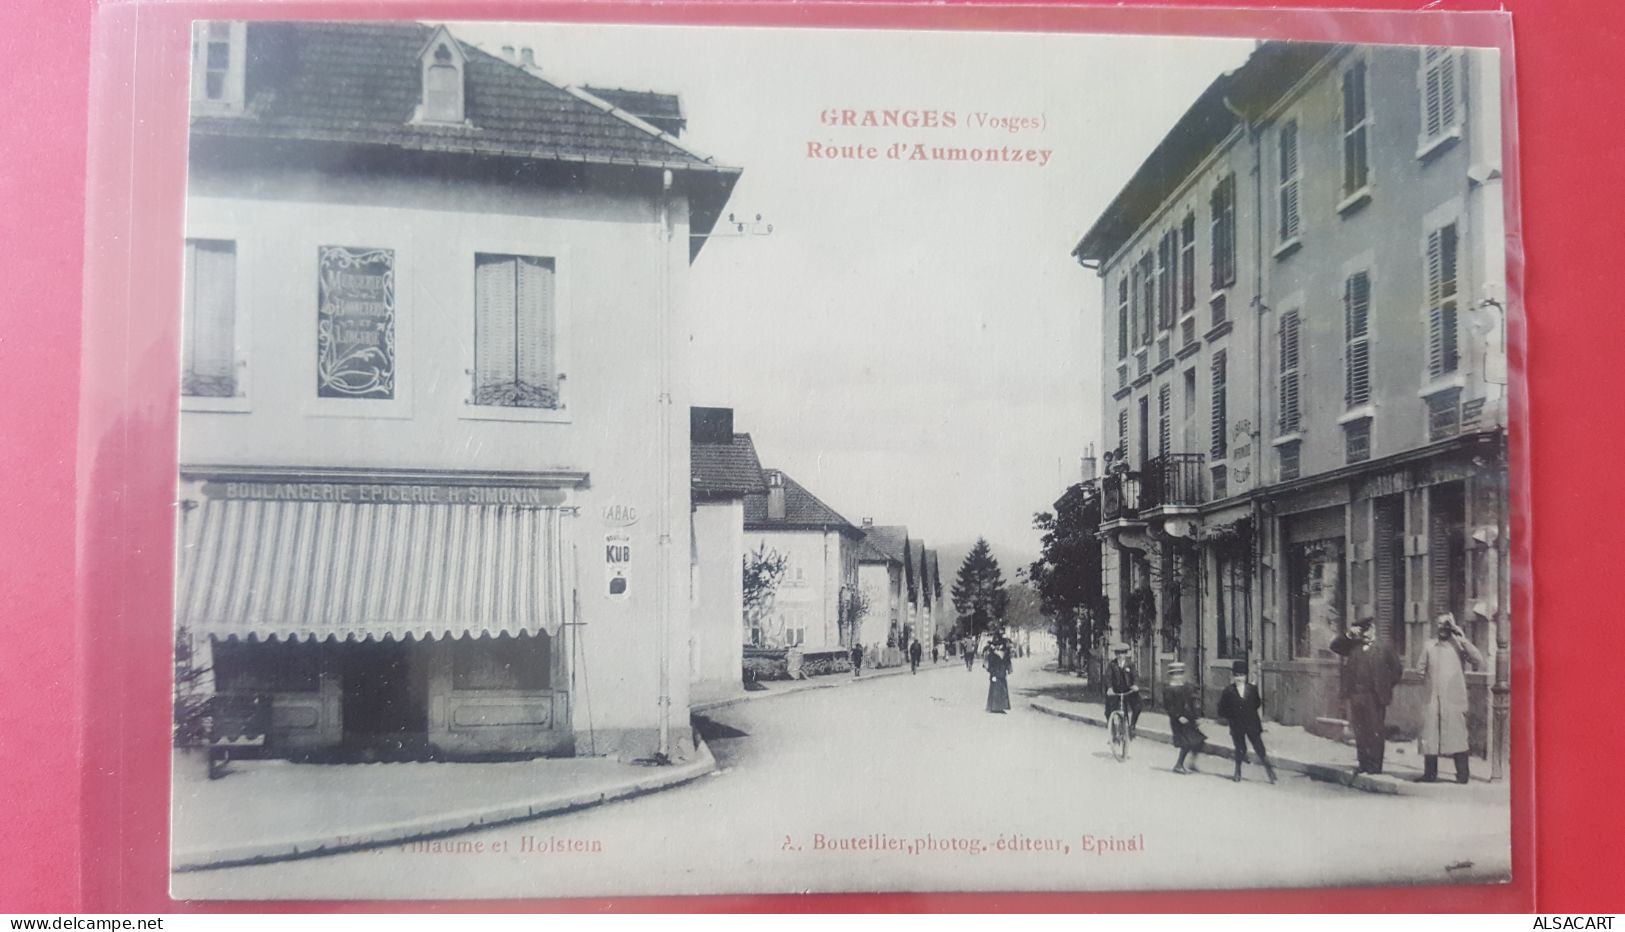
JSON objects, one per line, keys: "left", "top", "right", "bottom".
{"left": 501, "top": 45, "right": 516, "bottom": 63}
{"left": 520, "top": 47, "right": 535, "bottom": 67}
{"left": 1081, "top": 442, "right": 1097, "bottom": 483}
{"left": 862, "top": 517, "right": 874, "bottom": 529}
{"left": 766, "top": 471, "right": 786, "bottom": 521}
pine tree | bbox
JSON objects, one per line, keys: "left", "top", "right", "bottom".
{"left": 951, "top": 537, "right": 1009, "bottom": 637}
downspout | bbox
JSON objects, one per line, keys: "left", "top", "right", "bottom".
{"left": 1224, "top": 94, "right": 1268, "bottom": 682}
{"left": 656, "top": 169, "right": 675, "bottom": 761}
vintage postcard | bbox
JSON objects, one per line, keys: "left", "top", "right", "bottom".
{"left": 167, "top": 17, "right": 1517, "bottom": 899}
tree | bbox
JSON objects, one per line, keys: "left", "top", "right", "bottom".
{"left": 1030, "top": 483, "right": 1107, "bottom": 670}
{"left": 174, "top": 625, "right": 212, "bottom": 747}
{"left": 840, "top": 586, "right": 871, "bottom": 647}
{"left": 742, "top": 542, "right": 789, "bottom": 646}
{"left": 951, "top": 537, "right": 1009, "bottom": 637}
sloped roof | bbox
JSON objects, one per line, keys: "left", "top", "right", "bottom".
{"left": 582, "top": 86, "right": 686, "bottom": 136}
{"left": 927, "top": 550, "right": 941, "bottom": 591}
{"left": 1073, "top": 41, "right": 1337, "bottom": 264}
{"left": 857, "top": 539, "right": 897, "bottom": 564}
{"left": 745, "top": 470, "right": 859, "bottom": 534}
{"left": 862, "top": 525, "right": 910, "bottom": 564}
{"left": 190, "top": 22, "right": 740, "bottom": 256}
{"left": 691, "top": 433, "right": 765, "bottom": 498}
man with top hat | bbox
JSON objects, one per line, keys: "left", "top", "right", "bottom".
{"left": 1330, "top": 615, "right": 1404, "bottom": 775}
{"left": 1217, "top": 659, "right": 1277, "bottom": 783}
{"left": 1104, "top": 642, "right": 1141, "bottom": 738}
{"left": 1163, "top": 661, "right": 1205, "bottom": 774}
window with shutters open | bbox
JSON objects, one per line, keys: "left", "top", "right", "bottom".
{"left": 182, "top": 239, "right": 239, "bottom": 398}
{"left": 1341, "top": 59, "right": 1371, "bottom": 198}
{"left": 474, "top": 253, "right": 559, "bottom": 409}
{"left": 1139, "top": 252, "right": 1155, "bottom": 344}
{"left": 1117, "top": 277, "right": 1129, "bottom": 359}
{"left": 1344, "top": 271, "right": 1372, "bottom": 408}
{"left": 1279, "top": 310, "right": 1301, "bottom": 434}
{"left": 1210, "top": 350, "right": 1228, "bottom": 460}
{"left": 1210, "top": 174, "right": 1237, "bottom": 289}
{"left": 1117, "top": 409, "right": 1129, "bottom": 461}
{"left": 1277, "top": 119, "right": 1301, "bottom": 246}
{"left": 1180, "top": 212, "right": 1196, "bottom": 313}
{"left": 1157, "top": 230, "right": 1175, "bottom": 331}
{"left": 1419, "top": 47, "right": 1462, "bottom": 153}
{"left": 1426, "top": 222, "right": 1460, "bottom": 380}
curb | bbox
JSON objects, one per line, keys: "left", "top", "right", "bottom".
{"left": 693, "top": 658, "right": 963, "bottom": 714}
{"left": 172, "top": 737, "right": 718, "bottom": 872}
{"left": 1028, "top": 698, "right": 1506, "bottom": 800}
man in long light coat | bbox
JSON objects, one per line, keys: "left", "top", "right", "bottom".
{"left": 1417, "top": 613, "right": 1486, "bottom": 784}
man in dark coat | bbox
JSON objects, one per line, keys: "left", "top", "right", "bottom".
{"left": 1217, "top": 659, "right": 1277, "bottom": 783}
{"left": 1164, "top": 662, "right": 1205, "bottom": 774}
{"left": 1104, "top": 642, "right": 1141, "bottom": 738}
{"left": 909, "top": 639, "right": 923, "bottom": 674}
{"left": 850, "top": 643, "right": 863, "bottom": 678}
{"left": 1330, "top": 616, "right": 1404, "bottom": 775}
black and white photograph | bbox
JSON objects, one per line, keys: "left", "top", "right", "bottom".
{"left": 166, "top": 18, "right": 1516, "bottom": 899}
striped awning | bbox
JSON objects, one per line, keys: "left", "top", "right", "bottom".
{"left": 176, "top": 496, "right": 565, "bottom": 642}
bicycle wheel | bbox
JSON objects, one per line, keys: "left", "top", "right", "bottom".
{"left": 1109, "top": 711, "right": 1128, "bottom": 761}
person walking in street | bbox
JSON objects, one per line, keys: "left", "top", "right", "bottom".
{"left": 1216, "top": 660, "right": 1277, "bottom": 784}
{"left": 1417, "top": 613, "right": 1485, "bottom": 784}
{"left": 963, "top": 638, "right": 977, "bottom": 672}
{"left": 1104, "top": 643, "right": 1141, "bottom": 738}
{"left": 909, "top": 638, "right": 923, "bottom": 674}
{"left": 984, "top": 634, "right": 1012, "bottom": 713}
{"left": 1164, "top": 662, "right": 1205, "bottom": 774}
{"left": 1330, "top": 616, "right": 1404, "bottom": 775}
{"left": 931, "top": 643, "right": 939, "bottom": 664}
{"left": 850, "top": 642, "right": 863, "bottom": 678}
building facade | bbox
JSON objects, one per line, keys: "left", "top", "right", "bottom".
{"left": 743, "top": 470, "right": 863, "bottom": 653}
{"left": 689, "top": 408, "right": 765, "bottom": 703}
{"left": 174, "top": 21, "right": 740, "bottom": 762}
{"left": 1074, "top": 41, "right": 1509, "bottom": 759}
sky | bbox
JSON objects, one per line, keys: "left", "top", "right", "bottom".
{"left": 452, "top": 22, "right": 1254, "bottom": 559}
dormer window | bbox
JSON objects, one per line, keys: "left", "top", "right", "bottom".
{"left": 414, "top": 26, "right": 467, "bottom": 126}
{"left": 190, "top": 21, "right": 246, "bottom": 114}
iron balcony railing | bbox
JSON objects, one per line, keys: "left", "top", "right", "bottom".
{"left": 1101, "top": 471, "right": 1141, "bottom": 522}
{"left": 1140, "top": 453, "right": 1207, "bottom": 510}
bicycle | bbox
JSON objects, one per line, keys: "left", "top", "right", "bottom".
{"left": 1106, "top": 687, "right": 1138, "bottom": 762}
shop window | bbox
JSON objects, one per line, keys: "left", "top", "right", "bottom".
{"left": 1288, "top": 538, "right": 1347, "bottom": 659}
{"left": 212, "top": 637, "right": 320, "bottom": 693}
{"left": 452, "top": 633, "right": 551, "bottom": 691}
{"left": 474, "top": 253, "right": 558, "bottom": 408}
{"left": 182, "top": 239, "right": 238, "bottom": 398}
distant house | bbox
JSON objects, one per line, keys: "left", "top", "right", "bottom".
{"left": 743, "top": 470, "right": 862, "bottom": 652}
{"left": 856, "top": 521, "right": 904, "bottom": 665}
{"left": 689, "top": 407, "right": 765, "bottom": 702}
{"left": 859, "top": 524, "right": 911, "bottom": 654}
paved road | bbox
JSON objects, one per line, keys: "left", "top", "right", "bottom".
{"left": 173, "top": 657, "right": 1510, "bottom": 900}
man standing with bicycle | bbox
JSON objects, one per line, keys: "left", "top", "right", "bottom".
{"left": 1105, "top": 642, "right": 1141, "bottom": 740}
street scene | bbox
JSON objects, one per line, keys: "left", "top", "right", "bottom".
{"left": 169, "top": 19, "right": 1514, "bottom": 898}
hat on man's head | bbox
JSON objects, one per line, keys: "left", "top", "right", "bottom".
{"left": 1111, "top": 642, "right": 1130, "bottom": 654}
{"left": 1352, "top": 616, "right": 1375, "bottom": 630}
{"left": 1231, "top": 659, "right": 1249, "bottom": 675}
{"left": 1167, "top": 662, "right": 1186, "bottom": 675}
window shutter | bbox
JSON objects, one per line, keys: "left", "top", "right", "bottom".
{"left": 1180, "top": 212, "right": 1196, "bottom": 312}
{"left": 1141, "top": 252, "right": 1155, "bottom": 343}
{"left": 475, "top": 254, "right": 517, "bottom": 393}
{"left": 183, "top": 239, "right": 237, "bottom": 395}
{"left": 515, "top": 256, "right": 556, "bottom": 397}
{"left": 1426, "top": 223, "right": 1460, "bottom": 378}
{"left": 1373, "top": 496, "right": 1403, "bottom": 649}
{"left": 1438, "top": 50, "right": 1458, "bottom": 133}
{"left": 1117, "top": 409, "right": 1129, "bottom": 460}
{"left": 1344, "top": 272, "right": 1371, "bottom": 407}
{"left": 1117, "top": 279, "right": 1129, "bottom": 359}
{"left": 1423, "top": 47, "right": 1458, "bottom": 141}
{"left": 1279, "top": 311, "right": 1301, "bottom": 433}
{"left": 1158, "top": 383, "right": 1171, "bottom": 456}
{"left": 1210, "top": 351, "right": 1227, "bottom": 459}
{"left": 1278, "top": 121, "right": 1300, "bottom": 241}
{"left": 1342, "top": 61, "right": 1369, "bottom": 194}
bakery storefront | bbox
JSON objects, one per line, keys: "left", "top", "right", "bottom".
{"left": 175, "top": 469, "right": 578, "bottom": 760}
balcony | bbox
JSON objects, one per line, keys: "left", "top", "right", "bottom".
{"left": 1139, "top": 453, "right": 1207, "bottom": 512}
{"left": 1101, "top": 471, "right": 1141, "bottom": 523}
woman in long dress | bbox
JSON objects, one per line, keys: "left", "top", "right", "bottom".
{"left": 985, "top": 637, "right": 1012, "bottom": 713}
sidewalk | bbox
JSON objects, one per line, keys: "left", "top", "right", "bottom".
{"left": 171, "top": 739, "right": 715, "bottom": 872}
{"left": 1026, "top": 674, "right": 1510, "bottom": 802}
{"left": 692, "top": 655, "right": 964, "bottom": 713}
